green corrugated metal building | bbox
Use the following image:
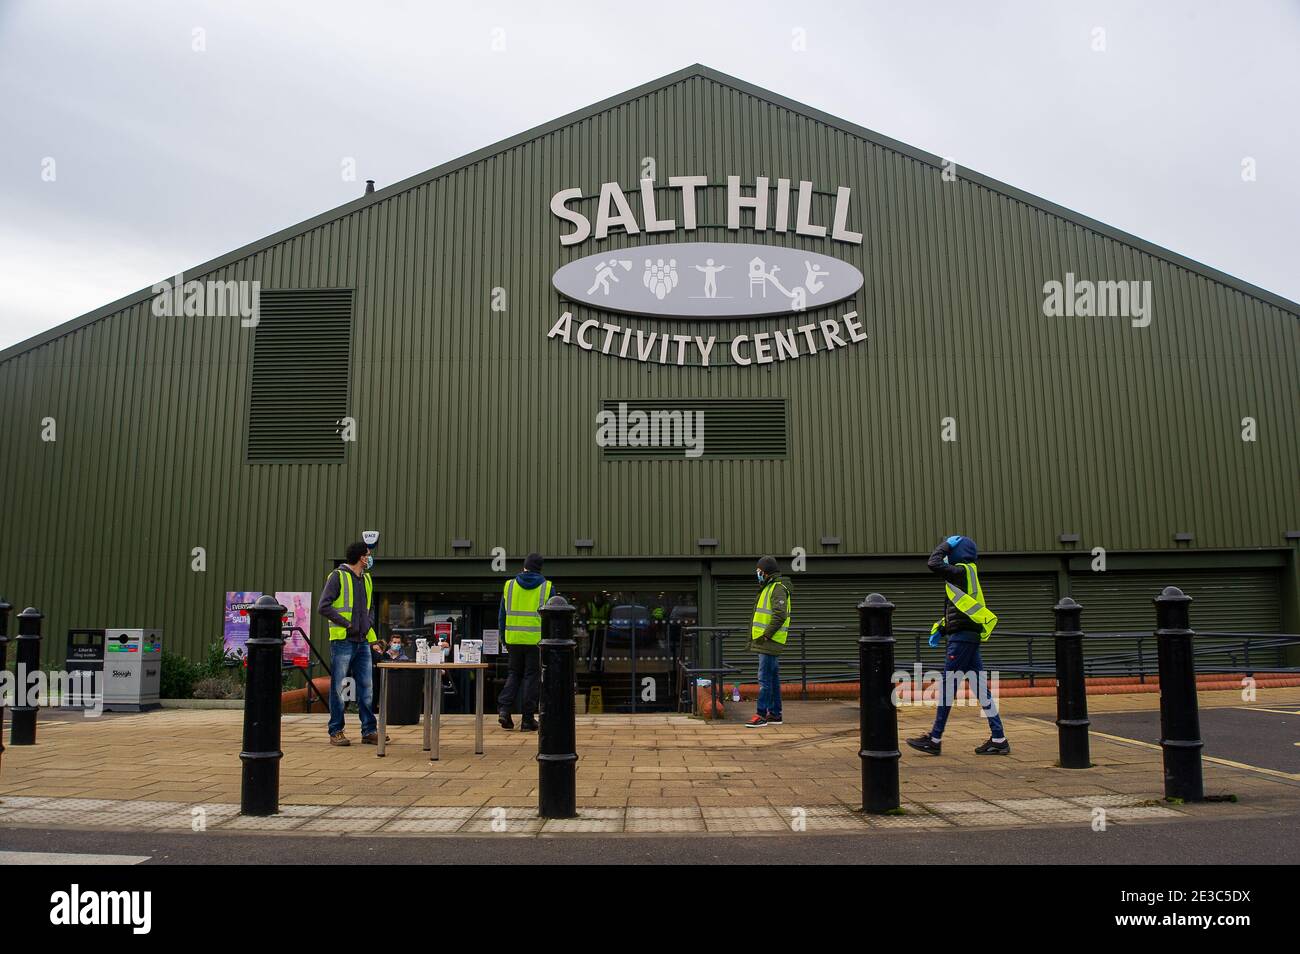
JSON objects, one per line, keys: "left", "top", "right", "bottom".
{"left": 2, "top": 65, "right": 1297, "bottom": 706}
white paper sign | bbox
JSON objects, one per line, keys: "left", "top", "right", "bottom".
{"left": 481, "top": 629, "right": 500, "bottom": 655}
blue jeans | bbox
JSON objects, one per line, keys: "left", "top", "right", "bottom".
{"left": 756, "top": 653, "right": 782, "bottom": 719}
{"left": 328, "top": 639, "right": 377, "bottom": 737}
{"left": 930, "top": 635, "right": 1004, "bottom": 739}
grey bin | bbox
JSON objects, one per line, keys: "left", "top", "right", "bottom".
{"left": 103, "top": 629, "right": 163, "bottom": 712}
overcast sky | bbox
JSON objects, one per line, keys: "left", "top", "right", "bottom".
{"left": 1, "top": 0, "right": 1296, "bottom": 350}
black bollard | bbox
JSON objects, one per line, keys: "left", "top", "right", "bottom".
{"left": 240, "top": 595, "right": 286, "bottom": 816}
{"left": 0, "top": 597, "right": 10, "bottom": 768}
{"left": 537, "top": 595, "right": 578, "bottom": 819}
{"left": 10, "top": 607, "right": 43, "bottom": 746}
{"left": 1053, "top": 597, "right": 1091, "bottom": 768}
{"left": 1154, "top": 586, "right": 1203, "bottom": 801}
{"left": 858, "top": 593, "right": 900, "bottom": 813}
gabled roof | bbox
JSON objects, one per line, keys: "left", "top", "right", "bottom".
{"left": 4, "top": 63, "right": 1296, "bottom": 363}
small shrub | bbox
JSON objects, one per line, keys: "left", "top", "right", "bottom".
{"left": 199, "top": 640, "right": 242, "bottom": 682}
{"left": 160, "top": 651, "right": 200, "bottom": 700}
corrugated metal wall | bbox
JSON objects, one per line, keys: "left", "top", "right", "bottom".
{"left": 2, "top": 73, "right": 1298, "bottom": 662}
{"left": 1069, "top": 570, "right": 1282, "bottom": 632}
{"left": 1069, "top": 569, "right": 1287, "bottom": 670}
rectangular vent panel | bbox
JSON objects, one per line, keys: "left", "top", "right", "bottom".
{"left": 246, "top": 288, "right": 353, "bottom": 463}
{"left": 599, "top": 398, "right": 787, "bottom": 460}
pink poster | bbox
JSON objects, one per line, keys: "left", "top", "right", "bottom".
{"left": 277, "top": 591, "right": 313, "bottom": 667}
{"left": 225, "top": 591, "right": 313, "bottom": 667}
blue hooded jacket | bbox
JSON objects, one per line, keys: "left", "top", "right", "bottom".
{"left": 949, "top": 536, "right": 978, "bottom": 563}
{"left": 927, "top": 535, "right": 981, "bottom": 641}
{"left": 497, "top": 570, "right": 548, "bottom": 636}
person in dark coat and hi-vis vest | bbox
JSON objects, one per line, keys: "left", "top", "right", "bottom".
{"left": 745, "top": 555, "right": 791, "bottom": 728}
{"left": 496, "top": 552, "right": 552, "bottom": 731}
{"left": 906, "top": 535, "right": 1010, "bottom": 756}
{"left": 318, "top": 541, "right": 382, "bottom": 746}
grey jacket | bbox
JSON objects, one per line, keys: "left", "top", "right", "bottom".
{"left": 318, "top": 564, "right": 373, "bottom": 642}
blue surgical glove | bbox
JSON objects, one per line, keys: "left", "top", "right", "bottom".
{"left": 928, "top": 625, "right": 942, "bottom": 649}
{"left": 946, "top": 535, "right": 963, "bottom": 548}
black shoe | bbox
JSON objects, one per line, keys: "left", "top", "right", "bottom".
{"left": 906, "top": 734, "right": 942, "bottom": 755}
{"left": 975, "top": 738, "right": 1010, "bottom": 755}
{"left": 766, "top": 714, "right": 783, "bottom": 725}
{"left": 498, "top": 712, "right": 514, "bottom": 730}
{"left": 520, "top": 717, "right": 538, "bottom": 732}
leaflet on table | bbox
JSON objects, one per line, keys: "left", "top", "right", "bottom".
{"left": 455, "top": 639, "right": 483, "bottom": 664}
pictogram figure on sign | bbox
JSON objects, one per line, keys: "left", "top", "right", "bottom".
{"left": 693, "top": 258, "right": 727, "bottom": 299}
{"left": 589, "top": 258, "right": 632, "bottom": 295}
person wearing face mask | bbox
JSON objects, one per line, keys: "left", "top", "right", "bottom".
{"left": 745, "top": 555, "right": 791, "bottom": 728}
{"left": 318, "top": 541, "right": 382, "bottom": 746}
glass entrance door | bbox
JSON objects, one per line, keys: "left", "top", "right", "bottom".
{"left": 571, "top": 586, "right": 696, "bottom": 713}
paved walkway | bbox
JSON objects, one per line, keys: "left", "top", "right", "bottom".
{"left": 1, "top": 688, "right": 1295, "bottom": 836}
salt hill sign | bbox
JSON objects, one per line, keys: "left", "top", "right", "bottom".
{"left": 547, "top": 175, "right": 869, "bottom": 366}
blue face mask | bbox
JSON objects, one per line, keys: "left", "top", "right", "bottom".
{"left": 756, "top": 569, "right": 765, "bottom": 582}
{"left": 365, "top": 555, "right": 374, "bottom": 571}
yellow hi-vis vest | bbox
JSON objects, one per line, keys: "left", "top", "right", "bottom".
{"left": 503, "top": 578, "right": 554, "bottom": 645}
{"left": 586, "top": 601, "right": 611, "bottom": 625}
{"left": 751, "top": 580, "right": 792, "bottom": 644}
{"left": 329, "top": 568, "right": 377, "bottom": 643}
{"left": 930, "top": 562, "right": 998, "bottom": 642}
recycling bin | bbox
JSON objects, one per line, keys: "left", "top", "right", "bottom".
{"left": 103, "top": 628, "right": 163, "bottom": 712}
{"left": 65, "top": 629, "right": 106, "bottom": 708}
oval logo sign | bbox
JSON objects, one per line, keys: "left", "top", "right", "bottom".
{"left": 553, "top": 242, "right": 863, "bottom": 319}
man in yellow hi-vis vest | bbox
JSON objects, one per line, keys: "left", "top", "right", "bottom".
{"left": 317, "top": 541, "right": 381, "bottom": 746}
{"left": 584, "top": 594, "right": 611, "bottom": 673}
{"left": 906, "top": 535, "right": 1010, "bottom": 756}
{"left": 745, "top": 556, "right": 791, "bottom": 728}
{"left": 496, "top": 552, "right": 552, "bottom": 731}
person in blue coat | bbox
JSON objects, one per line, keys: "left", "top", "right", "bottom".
{"left": 906, "top": 535, "right": 1010, "bottom": 756}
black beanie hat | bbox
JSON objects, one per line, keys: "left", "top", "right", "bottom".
{"left": 524, "top": 552, "right": 544, "bottom": 572}
{"left": 757, "top": 555, "right": 779, "bottom": 575}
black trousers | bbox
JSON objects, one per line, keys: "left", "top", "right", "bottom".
{"left": 498, "top": 643, "right": 540, "bottom": 717}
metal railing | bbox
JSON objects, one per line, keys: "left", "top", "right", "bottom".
{"left": 284, "top": 625, "right": 330, "bottom": 713}
{"left": 676, "top": 627, "right": 742, "bottom": 714}
{"left": 683, "top": 624, "right": 1300, "bottom": 708}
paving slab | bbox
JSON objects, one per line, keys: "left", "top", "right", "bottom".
{"left": 1, "top": 687, "right": 1296, "bottom": 838}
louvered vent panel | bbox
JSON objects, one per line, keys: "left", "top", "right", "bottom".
{"left": 246, "top": 289, "right": 353, "bottom": 463}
